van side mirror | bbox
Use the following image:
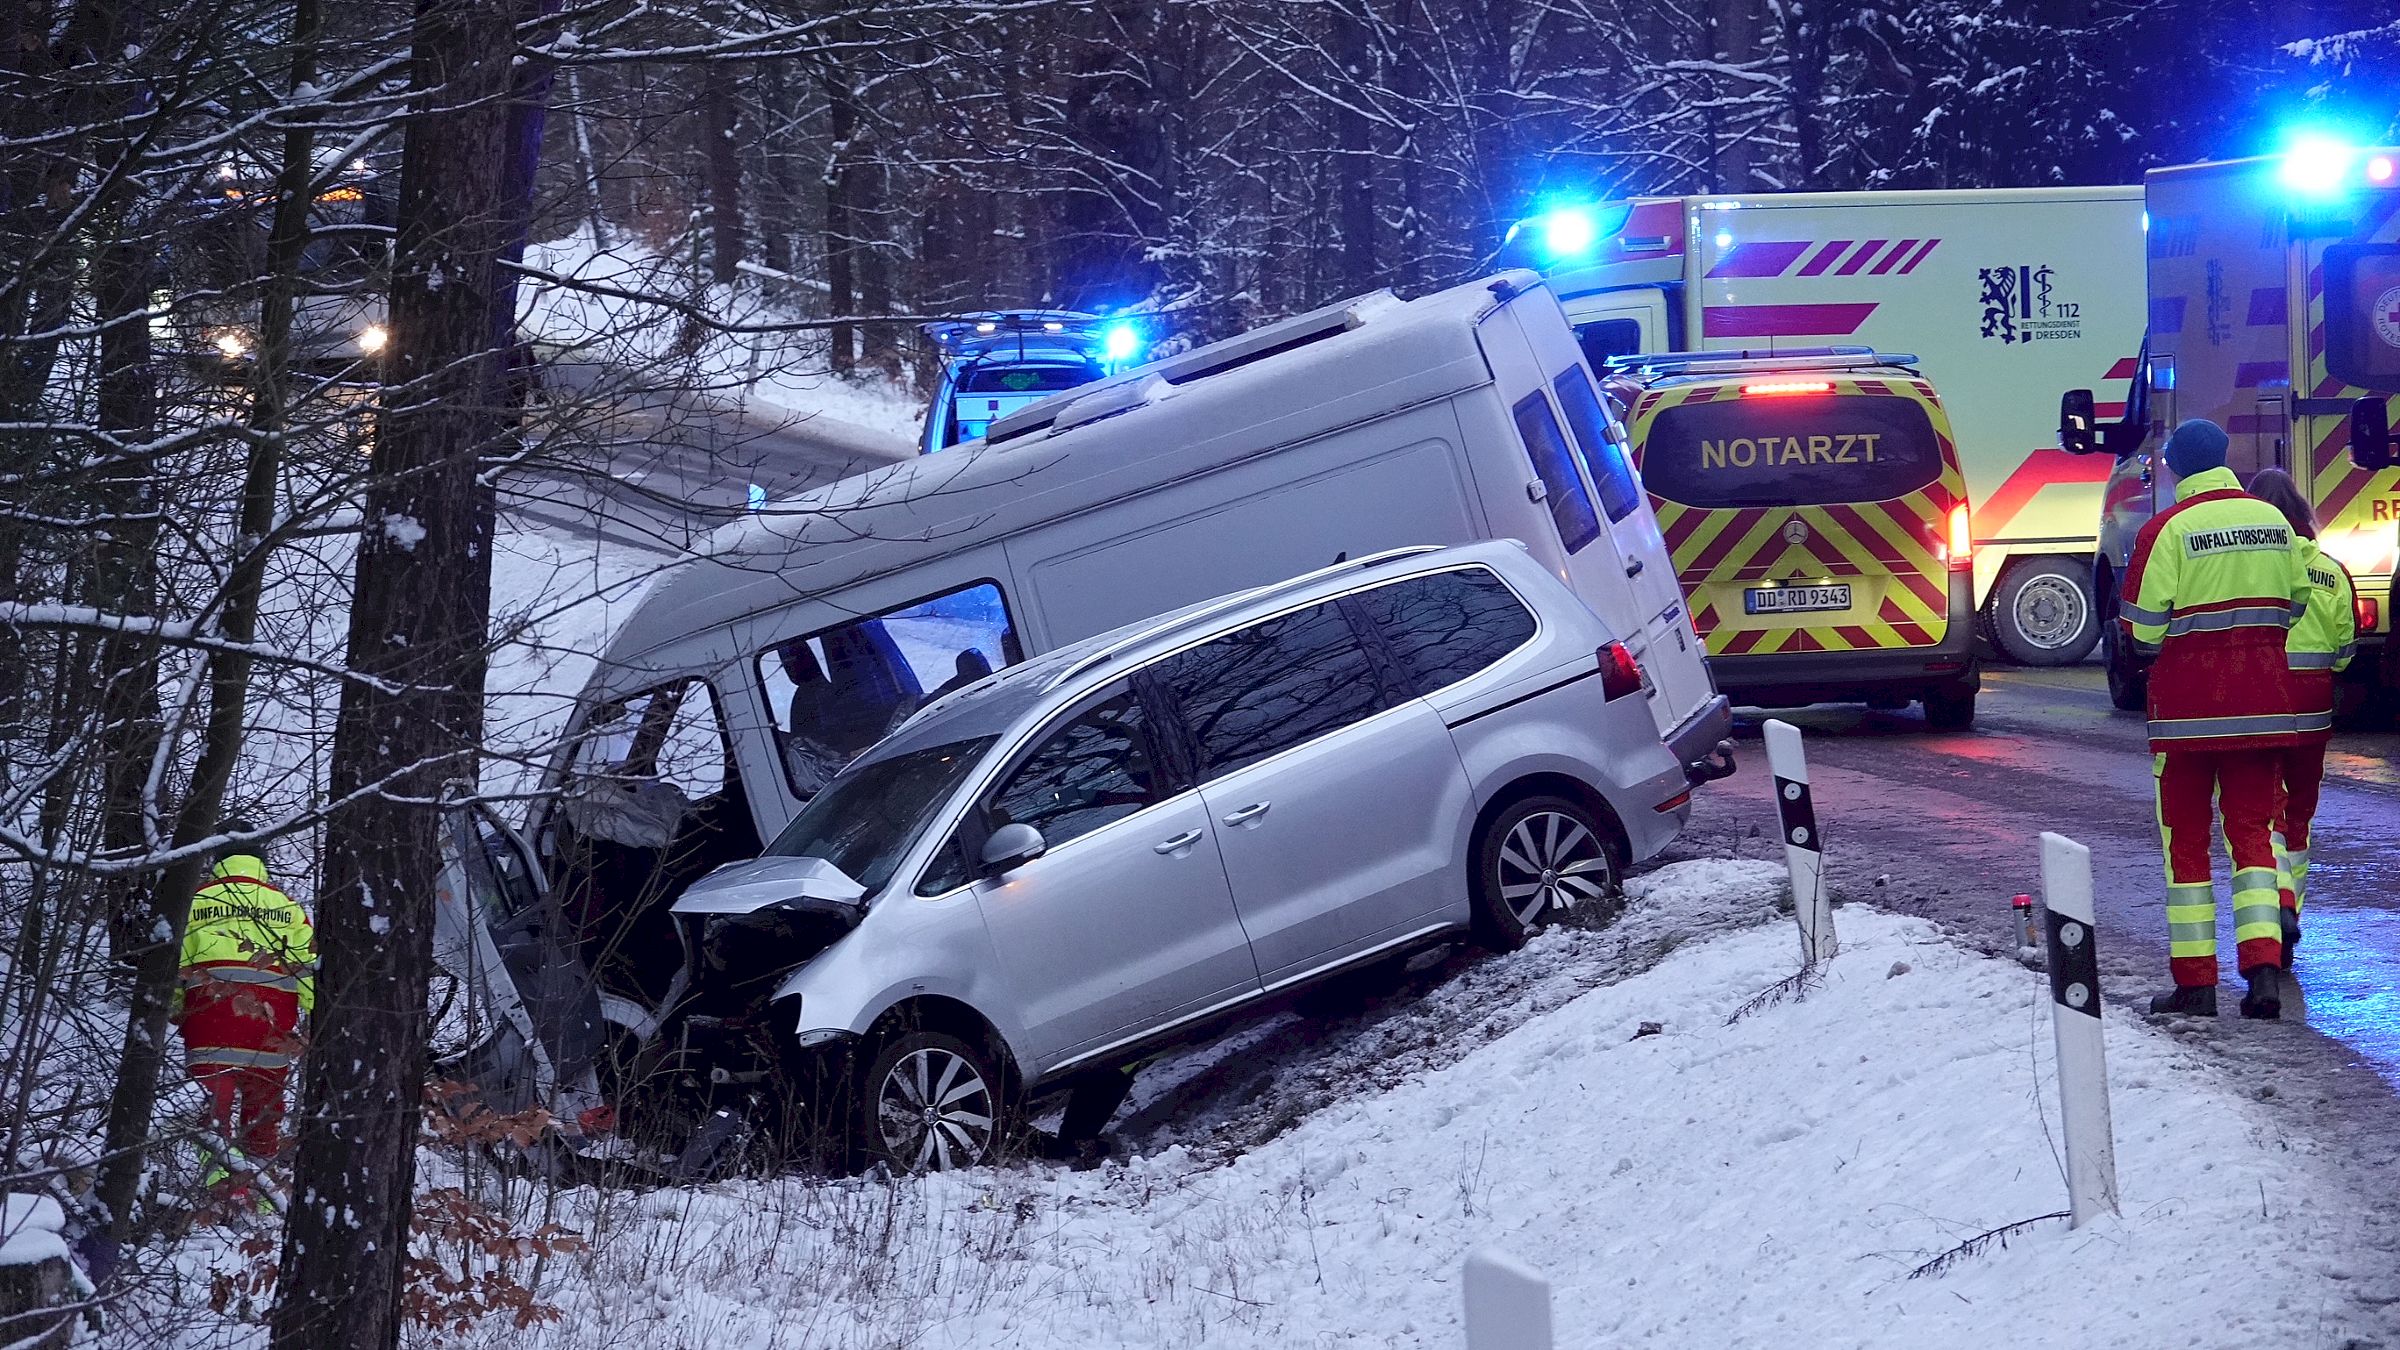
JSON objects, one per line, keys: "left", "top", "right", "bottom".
{"left": 2353, "top": 397, "right": 2395, "bottom": 470}
{"left": 979, "top": 822, "right": 1047, "bottom": 876}
{"left": 2059, "top": 389, "right": 2099, "bottom": 456}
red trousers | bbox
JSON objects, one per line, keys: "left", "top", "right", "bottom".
{"left": 193, "top": 1061, "right": 289, "bottom": 1160}
{"left": 2273, "top": 738, "right": 2327, "bottom": 916}
{"left": 2155, "top": 748, "right": 2285, "bottom": 987}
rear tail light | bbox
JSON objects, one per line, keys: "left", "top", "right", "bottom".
{"left": 1739, "top": 379, "right": 1833, "bottom": 396}
{"left": 2359, "top": 595, "right": 2382, "bottom": 633}
{"left": 1599, "top": 641, "right": 1645, "bottom": 701}
{"left": 1941, "top": 501, "right": 1972, "bottom": 570}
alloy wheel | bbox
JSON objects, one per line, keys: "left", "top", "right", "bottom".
{"left": 1494, "top": 810, "right": 1615, "bottom": 925}
{"left": 874, "top": 1046, "right": 997, "bottom": 1171}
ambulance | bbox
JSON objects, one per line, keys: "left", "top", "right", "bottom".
{"left": 2060, "top": 142, "right": 2400, "bottom": 711}
{"left": 1613, "top": 348, "right": 1981, "bottom": 729}
{"left": 1503, "top": 188, "right": 2146, "bottom": 667}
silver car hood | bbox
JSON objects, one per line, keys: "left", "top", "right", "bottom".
{"left": 672, "top": 855, "right": 867, "bottom": 917}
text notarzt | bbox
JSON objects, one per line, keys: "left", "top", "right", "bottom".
{"left": 1701, "top": 433, "right": 1883, "bottom": 470}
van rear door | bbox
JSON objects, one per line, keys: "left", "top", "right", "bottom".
{"left": 1481, "top": 297, "right": 1717, "bottom": 741}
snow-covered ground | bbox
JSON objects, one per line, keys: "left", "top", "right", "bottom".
{"left": 378, "top": 861, "right": 2379, "bottom": 1350}
{"left": 520, "top": 227, "right": 924, "bottom": 448}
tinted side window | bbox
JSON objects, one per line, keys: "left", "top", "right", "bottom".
{"left": 1513, "top": 392, "right": 1602, "bottom": 554}
{"left": 987, "top": 689, "right": 1161, "bottom": 850}
{"left": 1354, "top": 570, "right": 1538, "bottom": 695}
{"left": 757, "top": 581, "right": 1019, "bottom": 800}
{"left": 1575, "top": 318, "right": 1645, "bottom": 368}
{"left": 1554, "top": 367, "right": 1645, "bottom": 523}
{"left": 1156, "top": 603, "right": 1387, "bottom": 781}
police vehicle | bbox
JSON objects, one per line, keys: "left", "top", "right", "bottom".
{"left": 918, "top": 311, "right": 1141, "bottom": 454}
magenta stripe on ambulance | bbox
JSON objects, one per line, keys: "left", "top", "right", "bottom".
{"left": 1868, "top": 239, "right": 1920, "bottom": 275}
{"left": 1796, "top": 241, "right": 1853, "bottom": 277}
{"left": 1835, "top": 240, "right": 1889, "bottom": 276}
{"left": 1896, "top": 239, "right": 1942, "bottom": 274}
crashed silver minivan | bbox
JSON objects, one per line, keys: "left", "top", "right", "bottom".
{"left": 430, "top": 272, "right": 1730, "bottom": 1175}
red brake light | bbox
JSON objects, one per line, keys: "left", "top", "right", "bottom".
{"left": 1740, "top": 379, "right": 1833, "bottom": 397}
{"left": 1599, "top": 641, "right": 1644, "bottom": 701}
{"left": 1942, "top": 501, "right": 1972, "bottom": 570}
{"left": 2358, "top": 595, "right": 2381, "bottom": 633}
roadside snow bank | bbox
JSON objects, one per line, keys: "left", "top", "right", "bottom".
{"left": 492, "top": 863, "right": 2375, "bottom": 1348}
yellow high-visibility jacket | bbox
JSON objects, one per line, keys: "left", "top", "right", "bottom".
{"left": 2287, "top": 536, "right": 2358, "bottom": 736}
{"left": 180, "top": 853, "right": 316, "bottom": 1015}
{"left": 2118, "top": 466, "right": 2312, "bottom": 751}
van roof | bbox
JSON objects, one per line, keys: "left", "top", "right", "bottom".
{"left": 592, "top": 272, "right": 1535, "bottom": 693}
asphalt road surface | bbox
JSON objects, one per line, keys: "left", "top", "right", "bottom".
{"left": 1669, "top": 665, "right": 2400, "bottom": 1271}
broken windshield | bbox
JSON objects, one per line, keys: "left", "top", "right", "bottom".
{"left": 763, "top": 737, "right": 996, "bottom": 895}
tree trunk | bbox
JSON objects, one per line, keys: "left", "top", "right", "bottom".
{"left": 822, "top": 40, "right": 859, "bottom": 375}
{"left": 1709, "top": 0, "right": 1759, "bottom": 191}
{"left": 270, "top": 1, "right": 554, "bottom": 1345}
{"left": 702, "top": 79, "right": 743, "bottom": 284}
{"left": 1332, "top": 4, "right": 1377, "bottom": 299}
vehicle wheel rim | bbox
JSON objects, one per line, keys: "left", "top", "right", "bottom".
{"left": 2012, "top": 575, "right": 2088, "bottom": 650}
{"left": 875, "top": 1047, "right": 996, "bottom": 1171}
{"left": 1495, "top": 810, "right": 1612, "bottom": 926}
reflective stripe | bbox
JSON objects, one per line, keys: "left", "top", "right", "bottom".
{"left": 2161, "top": 605, "right": 2297, "bottom": 637}
{"left": 2166, "top": 919, "right": 2217, "bottom": 945}
{"left": 2147, "top": 713, "right": 2298, "bottom": 740}
{"left": 2119, "top": 598, "right": 2170, "bottom": 625}
{"left": 2294, "top": 710, "right": 2333, "bottom": 733}
{"left": 184, "top": 966, "right": 302, "bottom": 993}
{"left": 2289, "top": 651, "right": 2340, "bottom": 670}
{"left": 2230, "top": 869, "right": 2278, "bottom": 894}
{"left": 189, "top": 1046, "right": 291, "bottom": 1070}
{"left": 2233, "top": 907, "right": 2284, "bottom": 943}
{"left": 2337, "top": 643, "right": 2357, "bottom": 665}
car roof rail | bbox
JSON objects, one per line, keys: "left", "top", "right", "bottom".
{"left": 1605, "top": 347, "right": 1921, "bottom": 379}
{"left": 1042, "top": 545, "right": 1448, "bottom": 692}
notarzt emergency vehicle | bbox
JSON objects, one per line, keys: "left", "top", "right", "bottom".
{"left": 917, "top": 311, "right": 1143, "bottom": 454}
{"left": 1615, "top": 348, "right": 1981, "bottom": 729}
{"left": 2061, "top": 143, "right": 2400, "bottom": 712}
{"left": 1504, "top": 188, "right": 2145, "bottom": 668}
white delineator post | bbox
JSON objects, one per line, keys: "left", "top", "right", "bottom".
{"left": 1463, "top": 1246, "right": 1553, "bottom": 1350}
{"left": 2039, "top": 831, "right": 2120, "bottom": 1228}
{"left": 1764, "top": 719, "right": 1835, "bottom": 964}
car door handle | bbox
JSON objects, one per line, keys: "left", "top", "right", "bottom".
{"left": 1220, "top": 801, "right": 1272, "bottom": 826}
{"left": 1625, "top": 558, "right": 1645, "bottom": 578}
{"left": 1153, "top": 830, "right": 1203, "bottom": 855}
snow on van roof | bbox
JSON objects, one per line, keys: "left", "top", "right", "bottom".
{"left": 590, "top": 271, "right": 1531, "bottom": 690}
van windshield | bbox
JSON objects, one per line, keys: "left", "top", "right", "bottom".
{"left": 764, "top": 737, "right": 996, "bottom": 894}
{"left": 1638, "top": 392, "right": 1945, "bottom": 509}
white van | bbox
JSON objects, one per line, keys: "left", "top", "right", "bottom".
{"left": 438, "top": 270, "right": 1728, "bottom": 1158}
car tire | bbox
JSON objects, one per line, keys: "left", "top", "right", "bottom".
{"left": 2096, "top": 568, "right": 2148, "bottom": 712}
{"left": 1922, "top": 681, "right": 1978, "bottom": 731}
{"left": 1988, "top": 558, "right": 2100, "bottom": 666}
{"left": 1470, "top": 794, "right": 1620, "bottom": 952}
{"left": 856, "top": 1030, "right": 1007, "bottom": 1174}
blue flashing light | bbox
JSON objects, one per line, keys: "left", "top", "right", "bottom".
{"left": 1713, "top": 229, "right": 1734, "bottom": 250}
{"left": 1539, "top": 207, "right": 1599, "bottom": 259}
{"left": 2280, "top": 132, "right": 2359, "bottom": 195}
{"left": 1101, "top": 322, "right": 1141, "bottom": 363}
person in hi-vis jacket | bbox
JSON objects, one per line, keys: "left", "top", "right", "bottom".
{"left": 2119, "top": 422, "right": 2311, "bottom": 1020}
{"left": 2246, "top": 466, "right": 2356, "bottom": 970}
